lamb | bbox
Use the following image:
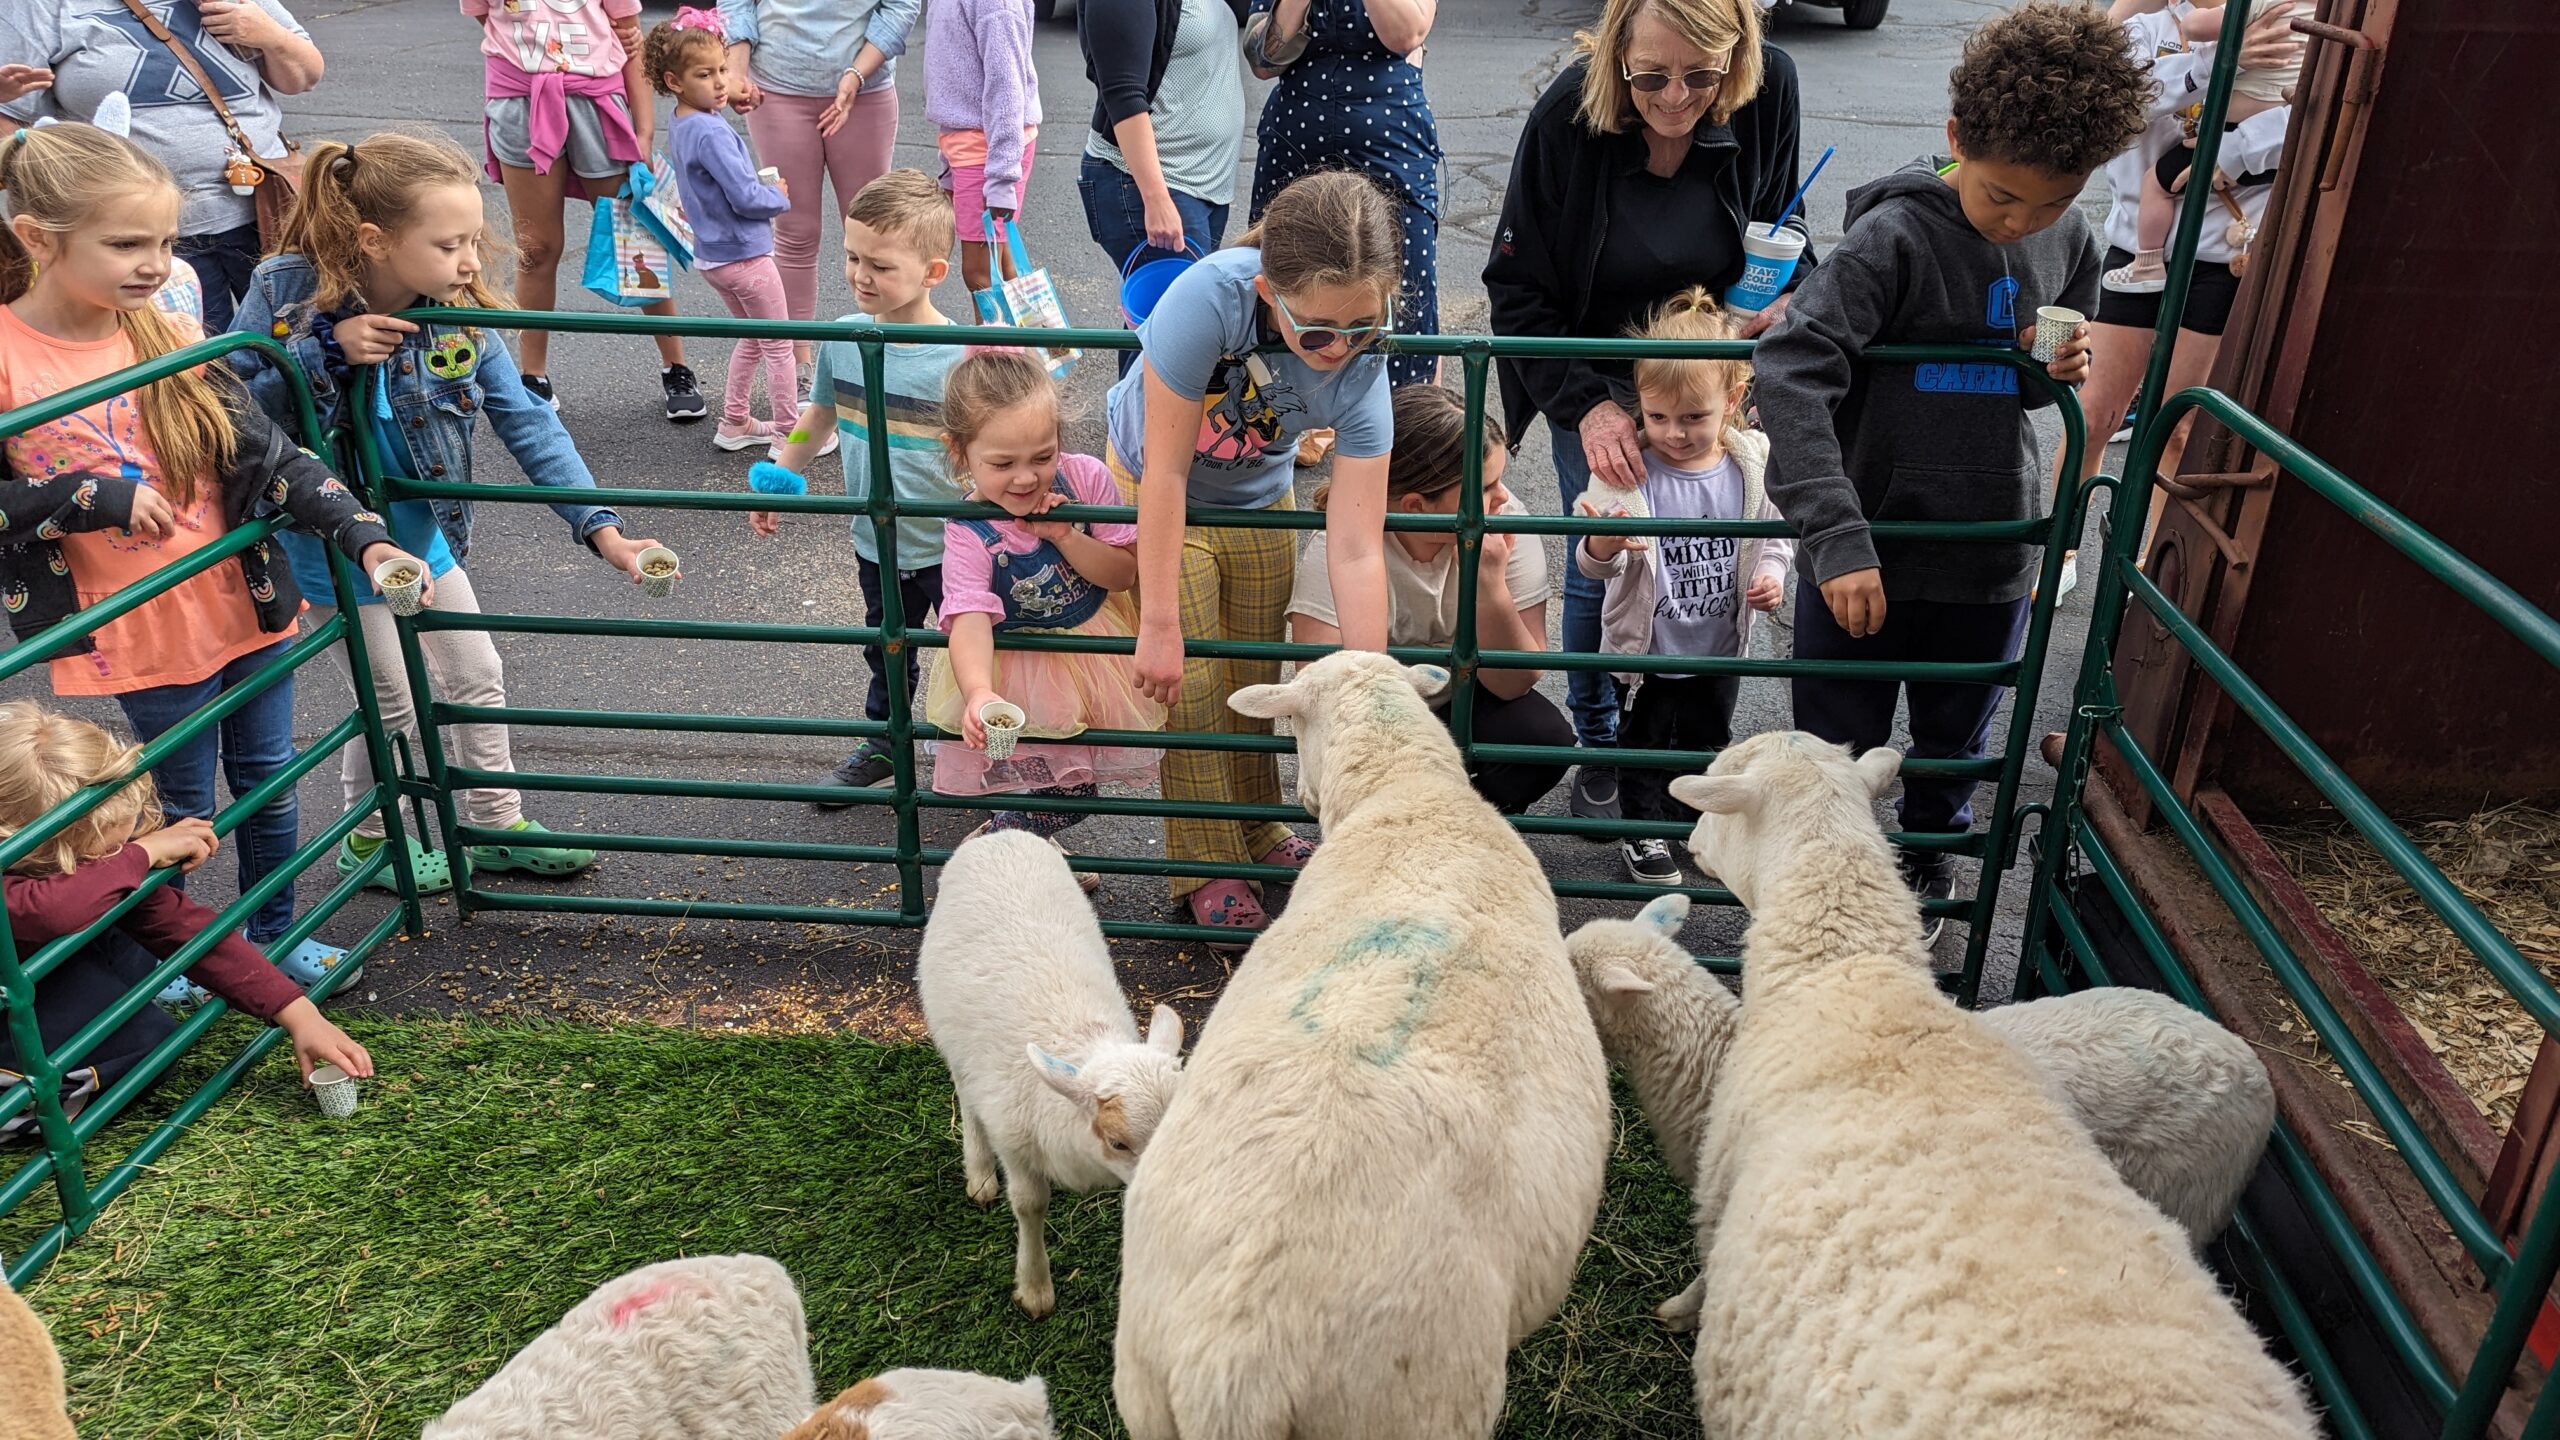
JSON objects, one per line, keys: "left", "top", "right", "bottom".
{"left": 918, "top": 827, "right": 1185, "bottom": 1318}
{"left": 1, "top": 1277, "right": 76, "bottom": 1440}
{"left": 1113, "top": 651, "right": 1611, "bottom": 1440}
{"left": 424, "top": 1254, "right": 816, "bottom": 1439}
{"left": 1567, "top": 894, "right": 2275, "bottom": 1331}
{"left": 784, "top": 1368, "right": 1053, "bottom": 1440}
{"left": 1666, "top": 733, "right": 2316, "bottom": 1438}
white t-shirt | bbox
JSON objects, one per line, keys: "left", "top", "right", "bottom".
{"left": 1643, "top": 453, "right": 1746, "bottom": 669}
{"left": 1287, "top": 498, "right": 1550, "bottom": 650}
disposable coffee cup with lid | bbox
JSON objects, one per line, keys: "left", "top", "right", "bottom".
{"left": 373, "top": 556, "right": 426, "bottom": 617}
{"left": 636, "top": 545, "right": 681, "bottom": 599}
{"left": 309, "top": 1063, "right": 359, "bottom": 1119}
{"left": 1724, "top": 226, "right": 1809, "bottom": 319}
{"left": 979, "top": 699, "right": 1027, "bottom": 761}
{"left": 2032, "top": 305, "right": 2086, "bottom": 365}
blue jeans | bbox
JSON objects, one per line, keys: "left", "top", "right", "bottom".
{"left": 1548, "top": 425, "right": 1618, "bottom": 747}
{"left": 1077, "top": 153, "right": 1230, "bottom": 376}
{"left": 175, "top": 223, "right": 260, "bottom": 333}
{"left": 113, "top": 641, "right": 305, "bottom": 945}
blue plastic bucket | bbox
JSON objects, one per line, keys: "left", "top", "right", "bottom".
{"left": 1120, "top": 239, "right": 1209, "bottom": 327}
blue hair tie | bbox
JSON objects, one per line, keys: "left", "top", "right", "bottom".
{"left": 748, "top": 460, "right": 807, "bottom": 496}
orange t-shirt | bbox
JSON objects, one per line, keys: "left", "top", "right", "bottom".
{"left": 0, "top": 307, "right": 278, "bottom": 696}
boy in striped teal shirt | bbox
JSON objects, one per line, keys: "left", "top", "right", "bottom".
{"left": 749, "top": 169, "right": 965, "bottom": 797}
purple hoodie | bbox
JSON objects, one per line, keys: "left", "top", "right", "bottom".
{"left": 922, "top": 0, "right": 1043, "bottom": 214}
{"left": 668, "top": 109, "right": 790, "bottom": 267}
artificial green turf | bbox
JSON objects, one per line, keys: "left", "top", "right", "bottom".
{"left": 16, "top": 1017, "right": 1702, "bottom": 1439}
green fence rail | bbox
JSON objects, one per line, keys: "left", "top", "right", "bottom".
{"left": 0, "top": 333, "right": 425, "bottom": 1286}
{"left": 362, "top": 314, "right": 2085, "bottom": 997}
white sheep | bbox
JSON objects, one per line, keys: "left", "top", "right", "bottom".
{"left": 424, "top": 1254, "right": 815, "bottom": 1440}
{"left": 1113, "top": 651, "right": 1611, "bottom": 1440}
{"left": 1567, "top": 894, "right": 2275, "bottom": 1331}
{"left": 1666, "top": 733, "right": 2316, "bottom": 1439}
{"left": 0, "top": 1277, "right": 76, "bottom": 1440}
{"left": 918, "top": 827, "right": 1185, "bottom": 1319}
{"left": 783, "top": 1368, "right": 1053, "bottom": 1440}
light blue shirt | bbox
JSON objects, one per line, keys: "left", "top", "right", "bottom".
{"left": 717, "top": 0, "right": 919, "bottom": 99}
{"left": 810, "top": 315, "right": 966, "bottom": 570}
{"left": 1104, "top": 248, "right": 1393, "bottom": 511}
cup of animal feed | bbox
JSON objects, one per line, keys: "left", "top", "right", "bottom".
{"left": 309, "top": 1063, "right": 359, "bottom": 1119}
{"left": 374, "top": 556, "right": 426, "bottom": 616}
{"left": 637, "top": 546, "right": 682, "bottom": 599}
{"left": 1723, "top": 226, "right": 1808, "bottom": 320}
{"left": 757, "top": 166, "right": 782, "bottom": 190}
{"left": 2032, "top": 306, "right": 2086, "bottom": 365}
{"left": 979, "top": 699, "right": 1027, "bottom": 760}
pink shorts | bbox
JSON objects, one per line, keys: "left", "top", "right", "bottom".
{"left": 938, "top": 127, "right": 1039, "bottom": 244}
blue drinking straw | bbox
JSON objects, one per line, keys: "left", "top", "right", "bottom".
{"left": 1766, "top": 145, "right": 1837, "bottom": 237}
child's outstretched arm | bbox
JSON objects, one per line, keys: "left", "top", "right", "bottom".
{"left": 220, "top": 393, "right": 425, "bottom": 598}
{"left": 748, "top": 400, "right": 839, "bottom": 536}
{"left": 473, "top": 336, "right": 665, "bottom": 580}
{"left": 1751, "top": 249, "right": 1896, "bottom": 638}
{"left": 946, "top": 611, "right": 1000, "bottom": 750}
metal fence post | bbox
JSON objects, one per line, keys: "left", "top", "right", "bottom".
{"left": 1448, "top": 348, "right": 1492, "bottom": 752}
{"left": 856, "top": 336, "right": 927, "bottom": 921}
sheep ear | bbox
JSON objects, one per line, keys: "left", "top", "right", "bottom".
{"left": 1669, "top": 774, "right": 1757, "bottom": 815}
{"left": 1402, "top": 663, "right": 1451, "bottom": 702}
{"left": 1855, "top": 747, "right": 1902, "bottom": 797}
{"left": 1027, "top": 1044, "right": 1092, "bottom": 1103}
{"left": 1228, "top": 679, "right": 1302, "bottom": 719}
{"left": 1598, "top": 963, "right": 1655, "bottom": 996}
{"left": 1637, "top": 893, "right": 1690, "bottom": 936}
{"left": 1145, "top": 1004, "right": 1184, "bottom": 1056}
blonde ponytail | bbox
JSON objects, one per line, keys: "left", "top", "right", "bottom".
{"left": 1631, "top": 285, "right": 1751, "bottom": 404}
{"left": 277, "top": 133, "right": 512, "bottom": 312}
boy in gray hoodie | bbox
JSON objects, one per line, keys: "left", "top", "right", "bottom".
{"left": 1756, "top": 1, "right": 2151, "bottom": 937}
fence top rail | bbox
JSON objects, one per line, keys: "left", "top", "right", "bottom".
{"left": 2154, "top": 385, "right": 2560, "bottom": 671}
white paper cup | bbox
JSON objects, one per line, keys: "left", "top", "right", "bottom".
{"left": 2032, "top": 305, "right": 2086, "bottom": 364}
{"left": 1723, "top": 226, "right": 1809, "bottom": 319}
{"left": 979, "top": 699, "right": 1026, "bottom": 761}
{"left": 373, "top": 557, "right": 426, "bottom": 617}
{"left": 757, "top": 166, "right": 781, "bottom": 188}
{"left": 309, "top": 1063, "right": 359, "bottom": 1119}
{"left": 636, "top": 546, "right": 681, "bottom": 599}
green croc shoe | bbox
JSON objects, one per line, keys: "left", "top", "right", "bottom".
{"left": 468, "top": 819, "right": 598, "bottom": 878}
{"left": 338, "top": 833, "right": 453, "bottom": 895}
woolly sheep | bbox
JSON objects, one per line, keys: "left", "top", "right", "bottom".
{"left": 783, "top": 1368, "right": 1053, "bottom": 1440}
{"left": 1665, "top": 734, "right": 2316, "bottom": 1438}
{"left": 1566, "top": 894, "right": 2276, "bottom": 1331}
{"left": 918, "top": 827, "right": 1185, "bottom": 1318}
{"left": 0, "top": 1277, "right": 76, "bottom": 1440}
{"left": 424, "top": 1254, "right": 815, "bottom": 1440}
{"left": 1113, "top": 652, "right": 1611, "bottom": 1440}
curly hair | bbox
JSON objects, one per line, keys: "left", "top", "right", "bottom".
{"left": 644, "top": 21, "right": 726, "bottom": 96}
{"left": 1949, "top": 2, "right": 2154, "bottom": 178}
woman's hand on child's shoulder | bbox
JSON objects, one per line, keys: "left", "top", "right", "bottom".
{"left": 336, "top": 315, "right": 419, "bottom": 366}
{"left": 136, "top": 817, "right": 219, "bottom": 873}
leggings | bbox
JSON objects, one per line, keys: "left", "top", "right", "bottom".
{"left": 701, "top": 254, "right": 799, "bottom": 428}
{"left": 316, "top": 568, "right": 524, "bottom": 838}
{"left": 746, "top": 87, "right": 901, "bottom": 324}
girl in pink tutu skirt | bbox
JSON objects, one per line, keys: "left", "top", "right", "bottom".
{"left": 925, "top": 350, "right": 1165, "bottom": 875}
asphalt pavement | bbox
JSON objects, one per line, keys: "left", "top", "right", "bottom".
{"left": 1, "top": 0, "right": 2118, "bottom": 1034}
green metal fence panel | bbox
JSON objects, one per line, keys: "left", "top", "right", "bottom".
{"left": 0, "top": 333, "right": 426, "bottom": 1285}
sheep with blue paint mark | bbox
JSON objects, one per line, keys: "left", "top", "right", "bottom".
{"left": 1113, "top": 651, "right": 1611, "bottom": 1440}
{"left": 1664, "top": 733, "right": 2316, "bottom": 1438}
{"left": 918, "top": 829, "right": 1185, "bottom": 1319}
{"left": 1566, "top": 894, "right": 2275, "bottom": 1332}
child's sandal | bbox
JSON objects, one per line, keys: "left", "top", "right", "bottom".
{"left": 466, "top": 819, "right": 598, "bottom": 878}
{"left": 1186, "top": 880, "right": 1267, "bottom": 953}
{"left": 338, "top": 834, "right": 453, "bottom": 896}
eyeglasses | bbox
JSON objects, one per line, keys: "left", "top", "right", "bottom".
{"left": 1621, "top": 64, "right": 1728, "bottom": 94}
{"left": 1270, "top": 291, "right": 1389, "bottom": 355}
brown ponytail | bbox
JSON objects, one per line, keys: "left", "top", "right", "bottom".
{"left": 1312, "top": 385, "right": 1492, "bottom": 512}
{"left": 278, "top": 133, "right": 512, "bottom": 313}
{"left": 1237, "top": 170, "right": 1404, "bottom": 323}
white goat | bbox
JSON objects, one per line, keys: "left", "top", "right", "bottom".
{"left": 1666, "top": 733, "right": 2316, "bottom": 1439}
{"left": 784, "top": 1369, "right": 1053, "bottom": 1440}
{"left": 424, "top": 1254, "right": 815, "bottom": 1440}
{"left": 1113, "top": 652, "right": 1611, "bottom": 1440}
{"left": 1567, "top": 894, "right": 2275, "bottom": 1331}
{"left": 919, "top": 827, "right": 1184, "bottom": 1318}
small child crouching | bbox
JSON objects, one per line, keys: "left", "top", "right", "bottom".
{"left": 0, "top": 704, "right": 371, "bottom": 1141}
{"left": 1578, "top": 290, "right": 1790, "bottom": 887}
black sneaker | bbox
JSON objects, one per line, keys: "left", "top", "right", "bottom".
{"left": 813, "top": 750, "right": 894, "bottom": 809}
{"left": 1901, "top": 853, "right": 1957, "bottom": 948}
{"left": 1622, "top": 837, "right": 1682, "bottom": 886}
{"left": 1570, "top": 763, "right": 1621, "bottom": 825}
{"left": 520, "top": 372, "right": 558, "bottom": 410}
{"left": 662, "top": 363, "right": 707, "bottom": 423}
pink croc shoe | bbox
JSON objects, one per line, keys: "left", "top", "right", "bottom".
{"left": 1256, "top": 834, "right": 1317, "bottom": 873}
{"left": 1186, "top": 879, "right": 1267, "bottom": 952}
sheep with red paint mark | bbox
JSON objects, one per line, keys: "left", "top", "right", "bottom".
{"left": 1112, "top": 651, "right": 1611, "bottom": 1440}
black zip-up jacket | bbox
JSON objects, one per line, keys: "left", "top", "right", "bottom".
{"left": 0, "top": 385, "right": 391, "bottom": 650}
{"left": 1080, "top": 0, "right": 1251, "bottom": 144}
{"left": 1483, "top": 50, "right": 1812, "bottom": 448}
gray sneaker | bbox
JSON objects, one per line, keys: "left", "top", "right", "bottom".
{"left": 1901, "top": 854, "right": 1957, "bottom": 947}
{"left": 1622, "top": 837, "right": 1682, "bottom": 886}
{"left": 1570, "top": 764, "right": 1621, "bottom": 824}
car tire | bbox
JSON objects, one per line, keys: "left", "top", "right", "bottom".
{"left": 1840, "top": 0, "right": 1889, "bottom": 29}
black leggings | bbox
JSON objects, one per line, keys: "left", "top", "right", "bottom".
{"left": 1434, "top": 682, "right": 1574, "bottom": 815}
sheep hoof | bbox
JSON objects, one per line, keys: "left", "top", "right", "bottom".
{"left": 966, "top": 1173, "right": 1000, "bottom": 1207}
{"left": 1013, "top": 1283, "right": 1055, "bottom": 1320}
{"left": 1655, "top": 1288, "right": 1704, "bottom": 1333}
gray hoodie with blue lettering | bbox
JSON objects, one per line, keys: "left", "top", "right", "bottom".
{"left": 1755, "top": 158, "right": 2100, "bottom": 605}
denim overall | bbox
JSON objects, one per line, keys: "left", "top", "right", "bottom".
{"left": 968, "top": 476, "right": 1107, "bottom": 836}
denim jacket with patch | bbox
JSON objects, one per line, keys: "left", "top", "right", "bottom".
{"left": 226, "top": 254, "right": 623, "bottom": 563}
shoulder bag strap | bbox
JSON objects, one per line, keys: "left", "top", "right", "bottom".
{"left": 115, "top": 0, "right": 262, "bottom": 160}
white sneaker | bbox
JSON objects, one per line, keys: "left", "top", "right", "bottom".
{"left": 2056, "top": 553, "right": 2079, "bottom": 600}
{"left": 2102, "top": 253, "right": 2168, "bottom": 295}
